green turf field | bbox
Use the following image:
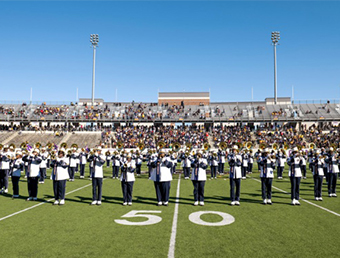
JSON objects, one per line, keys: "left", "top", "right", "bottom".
{"left": 0, "top": 164, "right": 339, "bottom": 258}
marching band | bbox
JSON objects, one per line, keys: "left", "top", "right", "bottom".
{"left": 0, "top": 141, "right": 339, "bottom": 207}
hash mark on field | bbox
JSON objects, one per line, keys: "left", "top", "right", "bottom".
{"left": 0, "top": 183, "right": 93, "bottom": 222}
{"left": 249, "top": 177, "right": 340, "bottom": 217}
{"left": 168, "top": 174, "right": 181, "bottom": 258}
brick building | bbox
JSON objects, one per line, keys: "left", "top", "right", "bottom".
{"left": 158, "top": 92, "right": 210, "bottom": 106}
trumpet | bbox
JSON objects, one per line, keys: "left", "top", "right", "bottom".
{"left": 172, "top": 142, "right": 181, "bottom": 152}
{"left": 203, "top": 142, "right": 211, "bottom": 151}
{"left": 219, "top": 142, "right": 227, "bottom": 150}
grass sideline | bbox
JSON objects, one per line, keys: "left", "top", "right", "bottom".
{"left": 0, "top": 164, "right": 339, "bottom": 258}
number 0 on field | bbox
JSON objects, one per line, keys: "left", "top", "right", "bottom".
{"left": 189, "top": 211, "right": 235, "bottom": 226}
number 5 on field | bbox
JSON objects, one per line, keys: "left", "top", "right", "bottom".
{"left": 115, "top": 210, "right": 162, "bottom": 226}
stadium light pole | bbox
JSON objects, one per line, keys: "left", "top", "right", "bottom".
{"left": 271, "top": 31, "right": 280, "bottom": 105}
{"left": 90, "top": 34, "right": 99, "bottom": 106}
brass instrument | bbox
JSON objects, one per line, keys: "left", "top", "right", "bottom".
{"left": 219, "top": 142, "right": 227, "bottom": 150}
{"left": 246, "top": 142, "right": 252, "bottom": 150}
{"left": 309, "top": 143, "right": 316, "bottom": 150}
{"left": 272, "top": 143, "right": 278, "bottom": 151}
{"left": 137, "top": 142, "right": 145, "bottom": 151}
{"left": 9, "top": 143, "right": 16, "bottom": 149}
{"left": 50, "top": 150, "right": 57, "bottom": 160}
{"left": 105, "top": 150, "right": 111, "bottom": 156}
{"left": 157, "top": 141, "right": 165, "bottom": 150}
{"left": 60, "top": 142, "right": 67, "bottom": 149}
{"left": 20, "top": 142, "right": 27, "bottom": 150}
{"left": 284, "top": 143, "right": 289, "bottom": 151}
{"left": 172, "top": 142, "right": 181, "bottom": 152}
{"left": 236, "top": 142, "right": 243, "bottom": 150}
{"left": 259, "top": 143, "right": 266, "bottom": 150}
{"left": 35, "top": 142, "right": 41, "bottom": 149}
{"left": 197, "top": 153, "right": 202, "bottom": 159}
{"left": 185, "top": 143, "right": 192, "bottom": 151}
{"left": 46, "top": 142, "right": 53, "bottom": 150}
{"left": 71, "top": 143, "right": 78, "bottom": 149}
{"left": 117, "top": 141, "right": 124, "bottom": 150}
{"left": 331, "top": 143, "right": 337, "bottom": 150}
{"left": 203, "top": 142, "right": 211, "bottom": 151}
{"left": 297, "top": 145, "right": 303, "bottom": 151}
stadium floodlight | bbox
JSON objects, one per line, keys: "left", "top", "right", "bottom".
{"left": 271, "top": 31, "right": 280, "bottom": 105}
{"left": 90, "top": 34, "right": 99, "bottom": 106}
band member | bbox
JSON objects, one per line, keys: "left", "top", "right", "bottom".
{"left": 312, "top": 150, "right": 324, "bottom": 201}
{"left": 11, "top": 151, "right": 24, "bottom": 198}
{"left": 0, "top": 145, "right": 11, "bottom": 194}
{"left": 287, "top": 147, "right": 302, "bottom": 205}
{"left": 135, "top": 151, "right": 142, "bottom": 177}
{"left": 210, "top": 152, "right": 218, "bottom": 179}
{"left": 150, "top": 151, "right": 173, "bottom": 206}
{"left": 23, "top": 149, "right": 42, "bottom": 201}
{"left": 259, "top": 149, "right": 275, "bottom": 205}
{"left": 51, "top": 149, "right": 69, "bottom": 205}
{"left": 79, "top": 149, "right": 87, "bottom": 179}
{"left": 191, "top": 152, "right": 208, "bottom": 206}
{"left": 248, "top": 150, "right": 253, "bottom": 174}
{"left": 88, "top": 147, "right": 105, "bottom": 205}
{"left": 300, "top": 151, "right": 307, "bottom": 179}
{"left": 106, "top": 150, "right": 111, "bottom": 167}
{"left": 218, "top": 149, "right": 226, "bottom": 175}
{"left": 181, "top": 152, "right": 191, "bottom": 179}
{"left": 111, "top": 151, "right": 120, "bottom": 179}
{"left": 326, "top": 147, "right": 339, "bottom": 197}
{"left": 68, "top": 147, "right": 78, "bottom": 181}
{"left": 147, "top": 150, "right": 157, "bottom": 179}
{"left": 228, "top": 146, "right": 242, "bottom": 206}
{"left": 39, "top": 147, "right": 48, "bottom": 184}
{"left": 120, "top": 154, "right": 136, "bottom": 205}
{"left": 241, "top": 150, "right": 249, "bottom": 179}
{"left": 170, "top": 151, "right": 177, "bottom": 175}
{"left": 276, "top": 149, "right": 286, "bottom": 179}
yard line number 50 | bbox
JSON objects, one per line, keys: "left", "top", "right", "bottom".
{"left": 114, "top": 210, "right": 235, "bottom": 226}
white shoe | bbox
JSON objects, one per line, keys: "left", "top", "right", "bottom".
{"left": 128, "top": 202, "right": 132, "bottom": 206}
{"left": 267, "top": 199, "right": 272, "bottom": 205}
{"left": 199, "top": 201, "right": 204, "bottom": 206}
{"left": 295, "top": 200, "right": 301, "bottom": 205}
{"left": 53, "top": 200, "right": 59, "bottom": 205}
{"left": 329, "top": 194, "right": 332, "bottom": 197}
{"left": 319, "top": 197, "right": 323, "bottom": 201}
{"left": 263, "top": 199, "right": 267, "bottom": 205}
{"left": 27, "top": 197, "right": 33, "bottom": 201}
{"left": 91, "top": 201, "right": 97, "bottom": 205}
{"left": 303, "top": 177, "right": 307, "bottom": 179}
{"left": 59, "top": 199, "right": 65, "bottom": 205}
{"left": 12, "top": 195, "right": 19, "bottom": 198}
{"left": 332, "top": 193, "right": 337, "bottom": 197}
{"left": 123, "top": 202, "right": 127, "bottom": 206}
{"left": 163, "top": 201, "right": 168, "bottom": 206}
{"left": 242, "top": 177, "right": 246, "bottom": 180}
{"left": 291, "top": 199, "right": 296, "bottom": 205}
{"left": 33, "top": 197, "right": 38, "bottom": 201}
{"left": 235, "top": 201, "right": 240, "bottom": 206}
{"left": 4, "top": 189, "right": 8, "bottom": 193}
{"left": 97, "top": 201, "right": 102, "bottom": 205}
{"left": 157, "top": 202, "right": 162, "bottom": 206}
{"left": 80, "top": 176, "right": 84, "bottom": 179}
{"left": 194, "top": 201, "right": 198, "bottom": 206}
{"left": 231, "top": 201, "right": 236, "bottom": 206}
{"left": 315, "top": 197, "right": 319, "bottom": 201}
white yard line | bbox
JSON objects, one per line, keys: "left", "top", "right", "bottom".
{"left": 249, "top": 176, "right": 340, "bottom": 217}
{"left": 168, "top": 174, "right": 181, "bottom": 258}
{"left": 0, "top": 182, "right": 92, "bottom": 222}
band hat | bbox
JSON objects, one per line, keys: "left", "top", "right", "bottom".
{"left": 264, "top": 148, "right": 270, "bottom": 153}
{"left": 96, "top": 146, "right": 102, "bottom": 151}
{"left": 58, "top": 148, "right": 66, "bottom": 154}
{"left": 232, "top": 145, "right": 238, "bottom": 150}
{"left": 316, "top": 149, "right": 321, "bottom": 154}
{"left": 16, "top": 151, "right": 22, "bottom": 155}
{"left": 292, "top": 147, "right": 298, "bottom": 152}
{"left": 33, "top": 148, "right": 40, "bottom": 154}
{"left": 329, "top": 147, "right": 334, "bottom": 151}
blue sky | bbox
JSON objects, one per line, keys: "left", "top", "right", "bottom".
{"left": 0, "top": 1, "right": 339, "bottom": 103}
